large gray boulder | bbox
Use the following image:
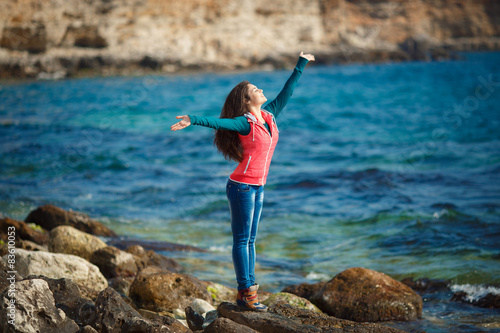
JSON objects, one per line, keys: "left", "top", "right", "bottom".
{"left": 0, "top": 279, "right": 79, "bottom": 333}
{"left": 6, "top": 249, "right": 108, "bottom": 291}
{"left": 23, "top": 276, "right": 97, "bottom": 328}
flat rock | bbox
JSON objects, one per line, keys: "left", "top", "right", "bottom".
{"left": 311, "top": 267, "right": 423, "bottom": 322}
{"left": 270, "top": 302, "right": 407, "bottom": 333}
{"left": 129, "top": 266, "right": 212, "bottom": 312}
{"left": 218, "top": 301, "right": 323, "bottom": 333}
{"left": 204, "top": 317, "right": 259, "bottom": 333}
{"left": 25, "top": 204, "right": 116, "bottom": 237}
{"left": 49, "top": 225, "right": 107, "bottom": 260}
{"left": 0, "top": 279, "right": 79, "bottom": 333}
{"left": 6, "top": 249, "right": 108, "bottom": 291}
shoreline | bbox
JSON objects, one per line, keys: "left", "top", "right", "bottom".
{"left": 1, "top": 204, "right": 499, "bottom": 332}
{"left": 2, "top": 40, "right": 499, "bottom": 82}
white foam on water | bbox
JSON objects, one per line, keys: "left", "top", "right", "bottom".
{"left": 450, "top": 284, "right": 500, "bottom": 302}
{"left": 305, "top": 271, "right": 331, "bottom": 281}
{"left": 208, "top": 245, "right": 231, "bottom": 253}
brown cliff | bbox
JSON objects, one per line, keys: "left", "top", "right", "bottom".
{"left": 0, "top": 0, "right": 499, "bottom": 79}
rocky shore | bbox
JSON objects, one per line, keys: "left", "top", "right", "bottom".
{"left": 1, "top": 205, "right": 498, "bottom": 332}
{"left": 1, "top": 0, "right": 499, "bottom": 80}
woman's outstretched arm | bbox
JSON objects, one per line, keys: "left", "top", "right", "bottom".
{"left": 264, "top": 52, "right": 315, "bottom": 118}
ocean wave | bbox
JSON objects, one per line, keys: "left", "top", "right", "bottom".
{"left": 450, "top": 284, "right": 500, "bottom": 303}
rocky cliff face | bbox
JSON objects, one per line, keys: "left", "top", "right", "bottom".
{"left": 0, "top": 0, "right": 499, "bottom": 79}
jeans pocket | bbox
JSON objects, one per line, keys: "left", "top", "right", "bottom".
{"left": 238, "top": 184, "right": 251, "bottom": 192}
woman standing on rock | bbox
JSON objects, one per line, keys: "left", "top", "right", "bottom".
{"left": 171, "top": 52, "right": 315, "bottom": 312}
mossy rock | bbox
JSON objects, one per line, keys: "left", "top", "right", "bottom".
{"left": 262, "top": 292, "right": 323, "bottom": 314}
{"left": 206, "top": 283, "right": 237, "bottom": 307}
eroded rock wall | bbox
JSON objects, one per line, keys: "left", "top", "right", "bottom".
{"left": 0, "top": 0, "right": 498, "bottom": 78}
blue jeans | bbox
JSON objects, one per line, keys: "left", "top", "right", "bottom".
{"left": 226, "top": 179, "right": 264, "bottom": 291}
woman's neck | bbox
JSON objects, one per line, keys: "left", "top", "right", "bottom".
{"left": 248, "top": 106, "right": 264, "bottom": 122}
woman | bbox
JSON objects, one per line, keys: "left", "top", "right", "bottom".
{"left": 171, "top": 52, "right": 315, "bottom": 311}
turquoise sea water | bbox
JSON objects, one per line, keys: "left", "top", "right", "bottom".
{"left": 1, "top": 52, "right": 500, "bottom": 331}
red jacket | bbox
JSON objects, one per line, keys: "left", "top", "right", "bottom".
{"left": 229, "top": 110, "right": 279, "bottom": 186}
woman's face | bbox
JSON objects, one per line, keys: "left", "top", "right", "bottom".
{"left": 246, "top": 84, "right": 267, "bottom": 107}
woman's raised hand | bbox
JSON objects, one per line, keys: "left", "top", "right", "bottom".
{"left": 300, "top": 51, "right": 315, "bottom": 62}
{"left": 170, "top": 115, "right": 191, "bottom": 131}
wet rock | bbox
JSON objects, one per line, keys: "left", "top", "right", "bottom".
{"left": 0, "top": 23, "right": 47, "bottom": 53}
{"left": 451, "top": 285, "right": 500, "bottom": 309}
{"left": 129, "top": 266, "right": 212, "bottom": 312}
{"left": 125, "top": 244, "right": 183, "bottom": 273}
{"left": 310, "top": 267, "right": 422, "bottom": 322}
{"left": 451, "top": 291, "right": 500, "bottom": 308}
{"left": 23, "top": 276, "right": 97, "bottom": 327}
{"left": 8, "top": 249, "right": 108, "bottom": 291}
{"left": 401, "top": 277, "right": 450, "bottom": 294}
{"left": 90, "top": 246, "right": 138, "bottom": 279}
{"left": 25, "top": 204, "right": 116, "bottom": 237}
{"left": 282, "top": 281, "right": 326, "bottom": 300}
{"left": 49, "top": 225, "right": 107, "bottom": 260}
{"left": 0, "top": 217, "right": 49, "bottom": 245}
{"left": 94, "top": 286, "right": 190, "bottom": 333}
{"left": 203, "top": 310, "right": 219, "bottom": 329}
{"left": 0, "top": 279, "right": 79, "bottom": 333}
{"left": 204, "top": 317, "right": 259, "bottom": 333}
{"left": 262, "top": 292, "right": 322, "bottom": 314}
{"left": 185, "top": 306, "right": 205, "bottom": 331}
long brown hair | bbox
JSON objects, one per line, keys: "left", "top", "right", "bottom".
{"left": 214, "top": 81, "right": 250, "bottom": 162}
